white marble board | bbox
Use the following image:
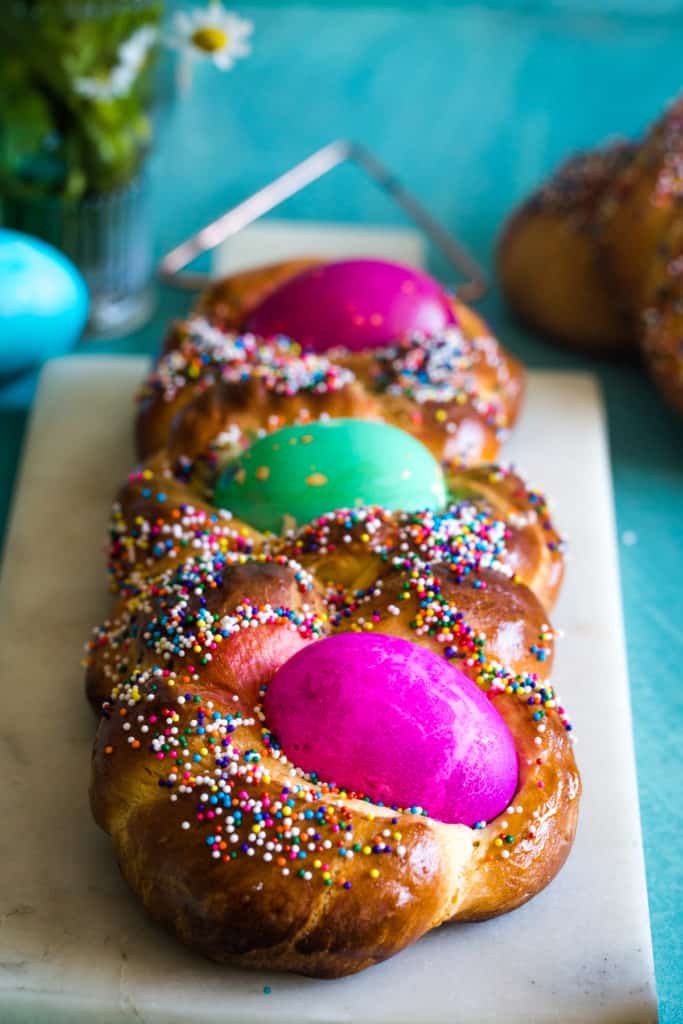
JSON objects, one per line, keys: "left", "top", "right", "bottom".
{"left": 0, "top": 358, "right": 657, "bottom": 1023}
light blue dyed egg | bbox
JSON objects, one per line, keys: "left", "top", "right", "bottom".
{"left": 0, "top": 229, "right": 89, "bottom": 376}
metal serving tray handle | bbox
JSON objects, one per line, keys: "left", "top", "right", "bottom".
{"left": 158, "top": 139, "right": 488, "bottom": 302}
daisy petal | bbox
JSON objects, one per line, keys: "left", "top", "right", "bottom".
{"left": 213, "top": 52, "right": 235, "bottom": 70}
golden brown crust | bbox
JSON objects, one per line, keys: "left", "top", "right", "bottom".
{"left": 86, "top": 453, "right": 565, "bottom": 725}
{"left": 87, "top": 423, "right": 578, "bottom": 978}
{"left": 105, "top": 452, "right": 263, "bottom": 589}
{"left": 135, "top": 262, "right": 524, "bottom": 464}
{"left": 497, "top": 93, "right": 683, "bottom": 416}
{"left": 167, "top": 372, "right": 384, "bottom": 462}
{"left": 87, "top": 255, "right": 579, "bottom": 978}
{"left": 452, "top": 696, "right": 579, "bottom": 921}
{"left": 92, "top": 691, "right": 460, "bottom": 977}
{"left": 88, "top": 540, "right": 578, "bottom": 977}
{"left": 599, "top": 97, "right": 683, "bottom": 315}
{"left": 278, "top": 469, "right": 563, "bottom": 613}
{"left": 98, "top": 446, "right": 565, "bottom": 613}
{"left": 497, "top": 144, "right": 637, "bottom": 355}
{"left": 446, "top": 464, "right": 564, "bottom": 610}
{"left": 341, "top": 564, "right": 553, "bottom": 681}
{"left": 641, "top": 216, "right": 683, "bottom": 414}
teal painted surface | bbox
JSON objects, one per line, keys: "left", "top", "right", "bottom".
{"left": 1, "top": 3, "right": 682, "bottom": 1018}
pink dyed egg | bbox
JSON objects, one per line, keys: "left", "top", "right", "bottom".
{"left": 264, "top": 633, "right": 517, "bottom": 825}
{"left": 246, "top": 258, "right": 455, "bottom": 352}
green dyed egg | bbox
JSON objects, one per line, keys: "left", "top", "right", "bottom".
{"left": 214, "top": 419, "right": 447, "bottom": 533}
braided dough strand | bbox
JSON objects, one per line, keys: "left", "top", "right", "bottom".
{"left": 135, "top": 264, "right": 524, "bottom": 465}
{"left": 87, "top": 449, "right": 578, "bottom": 977}
{"left": 497, "top": 93, "right": 683, "bottom": 413}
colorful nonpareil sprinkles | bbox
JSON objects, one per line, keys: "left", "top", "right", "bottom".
{"left": 92, "top": 450, "right": 571, "bottom": 885}
{"left": 454, "top": 464, "right": 566, "bottom": 563}
{"left": 109, "top": 472, "right": 256, "bottom": 594}
{"left": 334, "top": 564, "right": 565, "bottom": 728}
{"left": 100, "top": 677, "right": 416, "bottom": 887}
{"left": 89, "top": 548, "right": 323, "bottom": 686}
{"left": 282, "top": 501, "right": 512, "bottom": 583}
{"left": 138, "top": 319, "right": 355, "bottom": 405}
{"left": 136, "top": 315, "right": 519, "bottom": 447}
{"left": 372, "top": 328, "right": 510, "bottom": 429}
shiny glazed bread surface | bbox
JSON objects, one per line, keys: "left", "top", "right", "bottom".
{"left": 497, "top": 94, "right": 683, "bottom": 414}
{"left": 87, "top": 436, "right": 578, "bottom": 977}
{"left": 136, "top": 259, "right": 525, "bottom": 465}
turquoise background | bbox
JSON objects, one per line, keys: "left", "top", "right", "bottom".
{"left": 1, "top": 2, "right": 682, "bottom": 1018}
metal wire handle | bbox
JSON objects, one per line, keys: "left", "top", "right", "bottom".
{"left": 158, "top": 139, "right": 488, "bottom": 302}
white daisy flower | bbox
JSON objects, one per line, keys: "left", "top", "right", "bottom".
{"left": 170, "top": 3, "right": 253, "bottom": 70}
{"left": 118, "top": 26, "right": 158, "bottom": 71}
{"left": 74, "top": 25, "right": 158, "bottom": 101}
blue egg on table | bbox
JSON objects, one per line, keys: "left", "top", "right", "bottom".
{"left": 0, "top": 229, "right": 89, "bottom": 377}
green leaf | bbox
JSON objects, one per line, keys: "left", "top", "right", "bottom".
{"left": 1, "top": 1, "right": 163, "bottom": 198}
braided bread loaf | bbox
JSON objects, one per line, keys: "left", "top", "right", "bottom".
{"left": 136, "top": 259, "right": 524, "bottom": 464}
{"left": 498, "top": 94, "right": 683, "bottom": 414}
{"left": 87, "top": 261, "right": 579, "bottom": 978}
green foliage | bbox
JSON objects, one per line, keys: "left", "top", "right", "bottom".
{"left": 0, "top": 0, "right": 164, "bottom": 200}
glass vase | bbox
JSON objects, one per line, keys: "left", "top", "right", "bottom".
{"left": 0, "top": 0, "right": 163, "bottom": 336}
{"left": 2, "top": 175, "right": 155, "bottom": 337}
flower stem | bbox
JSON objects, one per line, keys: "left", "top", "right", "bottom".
{"left": 175, "top": 50, "right": 193, "bottom": 98}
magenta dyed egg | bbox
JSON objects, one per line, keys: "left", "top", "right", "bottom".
{"left": 264, "top": 633, "right": 517, "bottom": 825}
{"left": 245, "top": 259, "right": 455, "bottom": 353}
